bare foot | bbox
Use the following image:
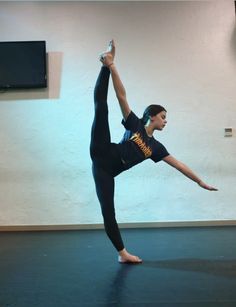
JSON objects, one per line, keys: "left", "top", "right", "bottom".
{"left": 118, "top": 248, "right": 142, "bottom": 264}
{"left": 107, "top": 39, "right": 115, "bottom": 59}
{"left": 99, "top": 39, "right": 115, "bottom": 67}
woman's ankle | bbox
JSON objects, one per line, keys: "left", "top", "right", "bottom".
{"left": 118, "top": 248, "right": 126, "bottom": 256}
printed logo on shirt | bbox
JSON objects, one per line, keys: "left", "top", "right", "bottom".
{"left": 130, "top": 133, "right": 152, "bottom": 158}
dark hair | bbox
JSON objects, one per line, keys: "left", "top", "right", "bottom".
{"left": 141, "top": 104, "right": 167, "bottom": 125}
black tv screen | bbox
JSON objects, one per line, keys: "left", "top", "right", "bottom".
{"left": 0, "top": 41, "right": 47, "bottom": 89}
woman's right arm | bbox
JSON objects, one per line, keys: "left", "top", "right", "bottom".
{"left": 109, "top": 63, "right": 131, "bottom": 120}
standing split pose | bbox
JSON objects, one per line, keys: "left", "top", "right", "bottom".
{"left": 90, "top": 40, "right": 218, "bottom": 264}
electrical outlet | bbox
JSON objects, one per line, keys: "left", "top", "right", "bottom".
{"left": 224, "top": 128, "right": 233, "bottom": 137}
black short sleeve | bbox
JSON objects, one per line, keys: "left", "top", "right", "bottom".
{"left": 151, "top": 143, "right": 170, "bottom": 163}
{"left": 122, "top": 111, "right": 140, "bottom": 132}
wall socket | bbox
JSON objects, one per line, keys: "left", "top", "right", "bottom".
{"left": 224, "top": 127, "right": 233, "bottom": 137}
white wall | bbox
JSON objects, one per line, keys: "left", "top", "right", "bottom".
{"left": 0, "top": 1, "right": 235, "bottom": 227}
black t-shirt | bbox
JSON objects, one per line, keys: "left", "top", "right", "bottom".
{"left": 117, "top": 111, "right": 170, "bottom": 170}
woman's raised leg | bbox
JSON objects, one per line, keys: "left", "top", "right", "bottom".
{"left": 90, "top": 66, "right": 111, "bottom": 160}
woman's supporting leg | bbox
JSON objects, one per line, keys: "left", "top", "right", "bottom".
{"left": 92, "top": 164, "right": 142, "bottom": 263}
{"left": 92, "top": 164, "right": 124, "bottom": 251}
{"left": 90, "top": 66, "right": 111, "bottom": 160}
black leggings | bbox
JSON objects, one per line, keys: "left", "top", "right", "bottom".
{"left": 90, "top": 66, "right": 124, "bottom": 252}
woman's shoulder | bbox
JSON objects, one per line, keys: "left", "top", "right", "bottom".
{"left": 122, "top": 110, "right": 142, "bottom": 129}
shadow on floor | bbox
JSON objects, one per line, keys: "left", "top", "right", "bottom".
{"left": 143, "top": 258, "right": 236, "bottom": 278}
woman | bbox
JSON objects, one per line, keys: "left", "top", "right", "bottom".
{"left": 90, "top": 40, "right": 217, "bottom": 264}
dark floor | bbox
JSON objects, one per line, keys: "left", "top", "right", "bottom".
{"left": 0, "top": 226, "right": 236, "bottom": 307}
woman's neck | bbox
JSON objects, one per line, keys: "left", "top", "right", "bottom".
{"left": 145, "top": 125, "right": 154, "bottom": 137}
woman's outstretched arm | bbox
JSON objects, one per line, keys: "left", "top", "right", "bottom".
{"left": 163, "top": 155, "right": 218, "bottom": 191}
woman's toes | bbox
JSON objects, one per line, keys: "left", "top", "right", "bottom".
{"left": 118, "top": 254, "right": 142, "bottom": 264}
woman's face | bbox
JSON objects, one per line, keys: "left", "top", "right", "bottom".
{"left": 150, "top": 111, "right": 167, "bottom": 130}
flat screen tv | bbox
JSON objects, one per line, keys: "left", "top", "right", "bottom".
{"left": 0, "top": 41, "right": 47, "bottom": 89}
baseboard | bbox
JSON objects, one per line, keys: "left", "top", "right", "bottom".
{"left": 0, "top": 220, "right": 236, "bottom": 232}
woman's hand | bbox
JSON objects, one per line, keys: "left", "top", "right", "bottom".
{"left": 198, "top": 181, "right": 218, "bottom": 191}
{"left": 100, "top": 52, "right": 113, "bottom": 67}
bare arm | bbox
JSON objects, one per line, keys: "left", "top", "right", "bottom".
{"left": 163, "top": 155, "right": 218, "bottom": 191}
{"left": 108, "top": 63, "right": 131, "bottom": 120}
{"left": 100, "top": 40, "right": 131, "bottom": 120}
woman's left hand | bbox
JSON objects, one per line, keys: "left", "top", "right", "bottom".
{"left": 198, "top": 181, "right": 218, "bottom": 191}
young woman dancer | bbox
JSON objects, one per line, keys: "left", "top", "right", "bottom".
{"left": 90, "top": 40, "right": 218, "bottom": 264}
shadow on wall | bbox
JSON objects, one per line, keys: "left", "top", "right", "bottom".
{"left": 231, "top": 22, "right": 236, "bottom": 63}
{"left": 0, "top": 52, "right": 63, "bottom": 101}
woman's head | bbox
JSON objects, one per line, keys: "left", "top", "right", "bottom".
{"left": 141, "top": 104, "right": 167, "bottom": 130}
